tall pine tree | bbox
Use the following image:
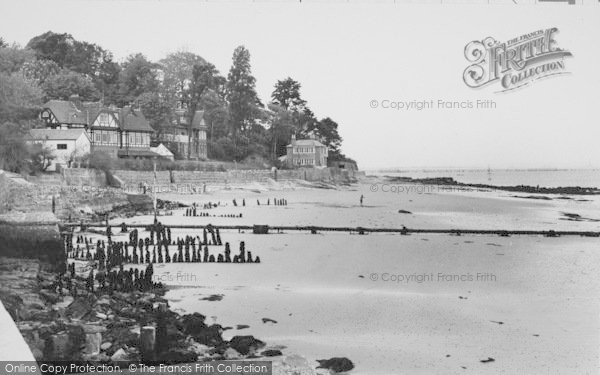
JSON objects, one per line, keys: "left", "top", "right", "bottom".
{"left": 225, "top": 46, "right": 261, "bottom": 143}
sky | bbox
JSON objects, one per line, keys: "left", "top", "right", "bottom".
{"left": 1, "top": 0, "right": 599, "bottom": 170}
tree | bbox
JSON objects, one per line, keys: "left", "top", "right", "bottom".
{"left": 26, "top": 31, "right": 108, "bottom": 78}
{"left": 186, "top": 62, "right": 225, "bottom": 158}
{"left": 42, "top": 69, "right": 99, "bottom": 101}
{"left": 138, "top": 92, "right": 172, "bottom": 140}
{"left": 95, "top": 53, "right": 121, "bottom": 105}
{"left": 29, "top": 141, "right": 55, "bottom": 172}
{"left": 225, "top": 46, "right": 262, "bottom": 142}
{"left": 0, "top": 38, "right": 7, "bottom": 48}
{"left": 21, "top": 59, "right": 60, "bottom": 86}
{"left": 159, "top": 51, "right": 206, "bottom": 108}
{"left": 266, "top": 104, "right": 295, "bottom": 160}
{"left": 271, "top": 77, "right": 307, "bottom": 112}
{"left": 200, "top": 89, "right": 229, "bottom": 142}
{"left": 0, "top": 45, "right": 36, "bottom": 74}
{"left": 116, "top": 54, "right": 159, "bottom": 106}
{"left": 0, "top": 122, "right": 30, "bottom": 173}
{"left": 0, "top": 72, "right": 43, "bottom": 123}
{"left": 309, "top": 117, "right": 344, "bottom": 160}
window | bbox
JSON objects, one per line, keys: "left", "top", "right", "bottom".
{"left": 98, "top": 113, "right": 109, "bottom": 127}
{"left": 57, "top": 144, "right": 67, "bottom": 150}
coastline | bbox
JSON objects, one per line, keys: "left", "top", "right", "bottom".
{"left": 2, "top": 174, "right": 600, "bottom": 373}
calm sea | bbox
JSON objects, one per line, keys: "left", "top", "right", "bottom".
{"left": 371, "top": 169, "right": 600, "bottom": 188}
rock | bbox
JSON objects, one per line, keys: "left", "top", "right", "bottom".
{"left": 229, "top": 335, "right": 266, "bottom": 355}
{"left": 160, "top": 348, "right": 197, "bottom": 363}
{"left": 236, "top": 324, "right": 250, "bottom": 330}
{"left": 181, "top": 313, "right": 207, "bottom": 336}
{"left": 110, "top": 348, "right": 130, "bottom": 362}
{"left": 273, "top": 355, "right": 316, "bottom": 375}
{"left": 190, "top": 324, "right": 224, "bottom": 347}
{"left": 101, "top": 342, "right": 112, "bottom": 351}
{"left": 45, "top": 326, "right": 85, "bottom": 361}
{"left": 398, "top": 210, "right": 412, "bottom": 214}
{"left": 82, "top": 324, "right": 107, "bottom": 334}
{"left": 262, "top": 349, "right": 283, "bottom": 357}
{"left": 96, "top": 312, "right": 108, "bottom": 320}
{"left": 84, "top": 333, "right": 101, "bottom": 355}
{"left": 53, "top": 296, "right": 74, "bottom": 309}
{"left": 480, "top": 357, "right": 495, "bottom": 363}
{"left": 224, "top": 347, "right": 241, "bottom": 359}
{"left": 187, "top": 340, "right": 210, "bottom": 357}
{"left": 262, "top": 318, "right": 278, "bottom": 324}
{"left": 82, "top": 353, "right": 110, "bottom": 362}
{"left": 39, "top": 290, "right": 60, "bottom": 304}
{"left": 67, "top": 297, "right": 93, "bottom": 320}
{"left": 316, "top": 357, "right": 354, "bottom": 373}
{"left": 165, "top": 323, "right": 185, "bottom": 342}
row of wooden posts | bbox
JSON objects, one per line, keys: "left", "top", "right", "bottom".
{"left": 63, "top": 223, "right": 600, "bottom": 238}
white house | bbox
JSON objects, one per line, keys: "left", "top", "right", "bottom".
{"left": 285, "top": 135, "right": 328, "bottom": 168}
{"left": 27, "top": 129, "right": 91, "bottom": 171}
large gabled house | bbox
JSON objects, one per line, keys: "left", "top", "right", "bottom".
{"left": 39, "top": 95, "right": 156, "bottom": 159}
{"left": 161, "top": 108, "right": 207, "bottom": 159}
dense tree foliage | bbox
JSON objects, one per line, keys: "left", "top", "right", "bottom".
{"left": 0, "top": 32, "right": 350, "bottom": 169}
{"left": 226, "top": 46, "right": 262, "bottom": 141}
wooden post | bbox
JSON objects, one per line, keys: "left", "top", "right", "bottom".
{"left": 140, "top": 326, "right": 156, "bottom": 361}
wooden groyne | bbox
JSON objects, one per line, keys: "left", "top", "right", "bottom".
{"left": 62, "top": 223, "right": 600, "bottom": 238}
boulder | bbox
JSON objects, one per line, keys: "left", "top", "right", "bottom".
{"left": 181, "top": 313, "right": 207, "bottom": 336}
{"left": 224, "top": 348, "right": 241, "bottom": 359}
{"left": 262, "top": 349, "right": 283, "bottom": 357}
{"left": 273, "top": 355, "right": 316, "bottom": 375}
{"left": 110, "top": 348, "right": 130, "bottom": 362}
{"left": 67, "top": 297, "right": 93, "bottom": 320}
{"left": 229, "top": 335, "right": 266, "bottom": 355}
{"left": 193, "top": 324, "right": 224, "bottom": 347}
{"left": 316, "top": 357, "right": 354, "bottom": 373}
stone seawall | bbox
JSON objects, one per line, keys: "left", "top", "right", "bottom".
{"left": 113, "top": 169, "right": 172, "bottom": 186}
{"left": 1, "top": 170, "right": 151, "bottom": 220}
{"left": 0, "top": 212, "right": 64, "bottom": 273}
{"left": 171, "top": 170, "right": 272, "bottom": 185}
{"left": 25, "top": 168, "right": 108, "bottom": 187}
{"left": 113, "top": 167, "right": 361, "bottom": 187}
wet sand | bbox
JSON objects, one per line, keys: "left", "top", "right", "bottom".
{"left": 112, "top": 180, "right": 600, "bottom": 374}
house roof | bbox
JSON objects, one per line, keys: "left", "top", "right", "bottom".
{"left": 191, "top": 110, "right": 207, "bottom": 129}
{"left": 42, "top": 100, "right": 155, "bottom": 133}
{"left": 288, "top": 139, "right": 326, "bottom": 148}
{"left": 119, "top": 108, "right": 154, "bottom": 133}
{"left": 28, "top": 128, "right": 89, "bottom": 141}
{"left": 43, "top": 100, "right": 88, "bottom": 125}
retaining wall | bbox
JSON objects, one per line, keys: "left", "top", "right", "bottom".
{"left": 113, "top": 170, "right": 172, "bottom": 186}
{"left": 113, "top": 167, "right": 361, "bottom": 187}
{"left": 0, "top": 212, "right": 64, "bottom": 273}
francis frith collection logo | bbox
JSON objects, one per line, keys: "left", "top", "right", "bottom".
{"left": 463, "top": 28, "right": 573, "bottom": 92}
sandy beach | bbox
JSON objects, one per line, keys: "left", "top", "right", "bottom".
{"left": 99, "top": 178, "right": 600, "bottom": 374}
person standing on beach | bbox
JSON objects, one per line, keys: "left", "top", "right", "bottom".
{"left": 360, "top": 195, "right": 364, "bottom": 206}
